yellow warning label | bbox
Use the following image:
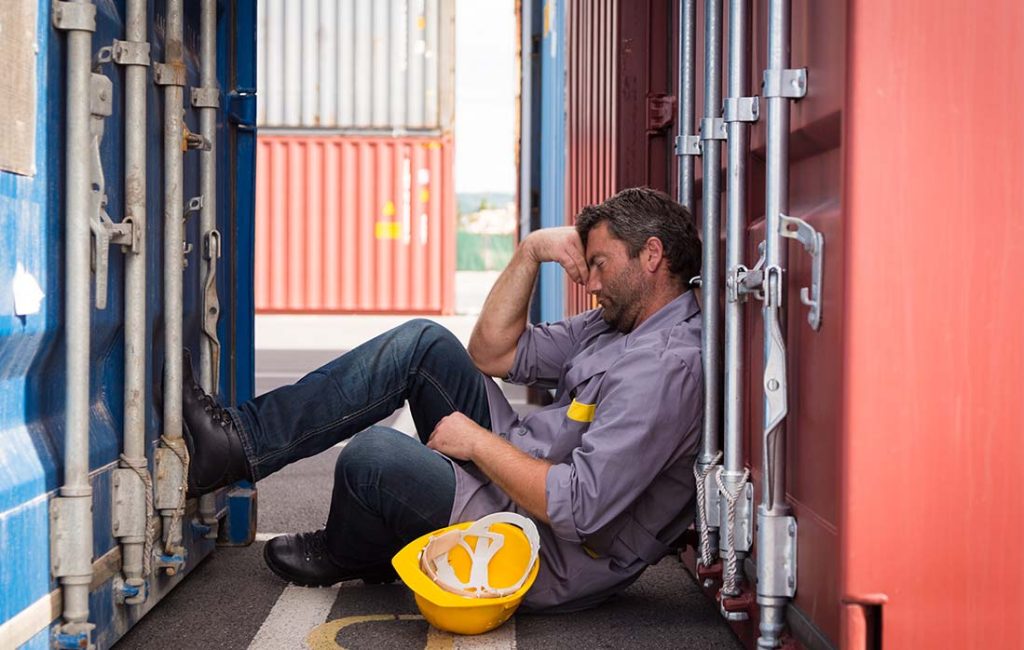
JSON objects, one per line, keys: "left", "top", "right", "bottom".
{"left": 417, "top": 15, "right": 426, "bottom": 30}
{"left": 419, "top": 189, "right": 430, "bottom": 204}
{"left": 376, "top": 222, "right": 402, "bottom": 240}
{"left": 383, "top": 200, "right": 396, "bottom": 217}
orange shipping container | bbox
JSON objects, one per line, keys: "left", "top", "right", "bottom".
{"left": 255, "top": 135, "right": 456, "bottom": 314}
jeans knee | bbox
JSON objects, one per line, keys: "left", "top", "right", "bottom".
{"left": 335, "top": 427, "right": 409, "bottom": 486}
{"left": 400, "top": 318, "right": 461, "bottom": 352}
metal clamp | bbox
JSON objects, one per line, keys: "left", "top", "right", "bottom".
{"left": 780, "top": 214, "right": 825, "bottom": 330}
{"left": 675, "top": 134, "right": 702, "bottom": 156}
{"left": 153, "top": 62, "right": 186, "bottom": 86}
{"left": 191, "top": 87, "right": 221, "bottom": 109}
{"left": 723, "top": 96, "right": 760, "bottom": 123}
{"left": 111, "top": 39, "right": 151, "bottom": 67}
{"left": 762, "top": 68, "right": 808, "bottom": 99}
{"left": 51, "top": 0, "right": 96, "bottom": 32}
{"left": 701, "top": 117, "right": 727, "bottom": 141}
{"left": 727, "top": 242, "right": 767, "bottom": 303}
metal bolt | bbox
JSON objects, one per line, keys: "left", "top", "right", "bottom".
{"left": 788, "top": 576, "right": 795, "bottom": 588}
{"left": 767, "top": 379, "right": 780, "bottom": 391}
{"left": 788, "top": 522, "right": 796, "bottom": 536}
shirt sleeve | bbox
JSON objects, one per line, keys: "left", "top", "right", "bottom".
{"left": 544, "top": 347, "right": 702, "bottom": 543}
{"left": 507, "top": 312, "right": 592, "bottom": 388}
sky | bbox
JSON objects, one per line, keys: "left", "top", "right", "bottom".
{"left": 454, "top": 0, "right": 517, "bottom": 194}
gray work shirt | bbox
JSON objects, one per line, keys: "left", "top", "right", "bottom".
{"left": 446, "top": 291, "right": 703, "bottom": 612}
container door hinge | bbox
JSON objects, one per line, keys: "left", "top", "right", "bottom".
{"left": 779, "top": 214, "right": 824, "bottom": 330}
{"left": 228, "top": 92, "right": 257, "bottom": 129}
{"left": 647, "top": 93, "right": 676, "bottom": 132}
{"left": 675, "top": 134, "right": 702, "bottom": 156}
{"left": 723, "top": 96, "right": 760, "bottom": 123}
{"left": 762, "top": 68, "right": 808, "bottom": 99}
{"left": 51, "top": 0, "right": 96, "bottom": 32}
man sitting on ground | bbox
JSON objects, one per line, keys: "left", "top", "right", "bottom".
{"left": 179, "top": 186, "right": 704, "bottom": 611}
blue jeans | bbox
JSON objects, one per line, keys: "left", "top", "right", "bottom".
{"left": 229, "top": 319, "right": 493, "bottom": 567}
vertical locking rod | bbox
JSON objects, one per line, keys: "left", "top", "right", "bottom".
{"left": 196, "top": 0, "right": 221, "bottom": 538}
{"left": 719, "top": 0, "right": 755, "bottom": 606}
{"left": 757, "top": 0, "right": 800, "bottom": 645}
{"left": 52, "top": 0, "right": 97, "bottom": 645}
{"left": 676, "top": 0, "right": 698, "bottom": 213}
{"left": 159, "top": 0, "right": 188, "bottom": 562}
{"left": 116, "top": 0, "right": 152, "bottom": 604}
{"left": 696, "top": 0, "right": 725, "bottom": 561}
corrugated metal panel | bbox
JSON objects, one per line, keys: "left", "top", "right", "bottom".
{"left": 0, "top": 2, "right": 257, "bottom": 645}
{"left": 255, "top": 134, "right": 456, "bottom": 314}
{"left": 561, "top": 0, "right": 676, "bottom": 317}
{"left": 257, "top": 0, "right": 456, "bottom": 132}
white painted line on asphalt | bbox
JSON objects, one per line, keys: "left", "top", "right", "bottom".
{"left": 248, "top": 584, "right": 339, "bottom": 650}
{"left": 253, "top": 532, "right": 283, "bottom": 542}
{"left": 451, "top": 619, "right": 516, "bottom": 649}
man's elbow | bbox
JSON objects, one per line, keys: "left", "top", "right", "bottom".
{"left": 468, "top": 342, "right": 514, "bottom": 378}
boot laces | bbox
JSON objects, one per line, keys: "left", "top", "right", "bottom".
{"left": 192, "top": 383, "right": 233, "bottom": 428}
{"left": 299, "top": 530, "right": 329, "bottom": 559}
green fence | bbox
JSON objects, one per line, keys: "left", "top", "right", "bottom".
{"left": 457, "top": 231, "right": 516, "bottom": 271}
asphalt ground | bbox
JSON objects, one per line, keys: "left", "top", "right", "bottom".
{"left": 116, "top": 311, "right": 742, "bottom": 649}
{"left": 116, "top": 445, "right": 741, "bottom": 649}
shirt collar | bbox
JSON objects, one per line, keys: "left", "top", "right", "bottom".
{"left": 627, "top": 290, "right": 700, "bottom": 338}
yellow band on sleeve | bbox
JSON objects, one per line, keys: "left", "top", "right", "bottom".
{"left": 566, "top": 399, "right": 596, "bottom": 423}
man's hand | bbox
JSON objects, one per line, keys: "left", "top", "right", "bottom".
{"left": 427, "top": 411, "right": 490, "bottom": 461}
{"left": 524, "top": 227, "right": 589, "bottom": 286}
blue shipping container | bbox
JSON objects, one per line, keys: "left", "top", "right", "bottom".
{"left": 0, "top": 0, "right": 256, "bottom": 647}
{"left": 538, "top": 0, "right": 566, "bottom": 323}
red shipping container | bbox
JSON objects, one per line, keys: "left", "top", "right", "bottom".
{"left": 255, "top": 134, "right": 456, "bottom": 314}
{"left": 563, "top": 0, "right": 678, "bottom": 314}
{"left": 553, "top": 0, "right": 1024, "bottom": 647}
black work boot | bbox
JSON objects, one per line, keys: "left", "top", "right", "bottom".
{"left": 181, "top": 349, "right": 252, "bottom": 496}
{"left": 263, "top": 531, "right": 398, "bottom": 587}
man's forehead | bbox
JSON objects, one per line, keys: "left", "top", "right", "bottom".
{"left": 585, "top": 222, "right": 621, "bottom": 257}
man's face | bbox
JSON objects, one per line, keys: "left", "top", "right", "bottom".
{"left": 584, "top": 222, "right": 647, "bottom": 333}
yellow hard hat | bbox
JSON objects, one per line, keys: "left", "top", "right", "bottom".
{"left": 392, "top": 512, "right": 541, "bottom": 635}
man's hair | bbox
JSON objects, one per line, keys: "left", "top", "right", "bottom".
{"left": 574, "top": 187, "right": 702, "bottom": 284}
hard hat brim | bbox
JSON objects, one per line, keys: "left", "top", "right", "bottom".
{"left": 392, "top": 520, "right": 540, "bottom": 609}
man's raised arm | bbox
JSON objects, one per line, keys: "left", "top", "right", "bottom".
{"left": 468, "top": 227, "right": 589, "bottom": 377}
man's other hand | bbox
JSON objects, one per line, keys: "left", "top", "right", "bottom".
{"left": 427, "top": 411, "right": 490, "bottom": 461}
{"left": 524, "top": 227, "right": 589, "bottom": 286}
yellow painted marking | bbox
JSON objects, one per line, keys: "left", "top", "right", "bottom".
{"left": 308, "top": 614, "right": 453, "bottom": 650}
{"left": 417, "top": 15, "right": 427, "bottom": 30}
{"left": 376, "top": 222, "right": 403, "bottom": 240}
{"left": 566, "top": 399, "right": 596, "bottom": 423}
{"left": 383, "top": 200, "right": 397, "bottom": 216}
{"left": 420, "top": 188, "right": 430, "bottom": 204}
{"left": 543, "top": 1, "right": 552, "bottom": 36}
